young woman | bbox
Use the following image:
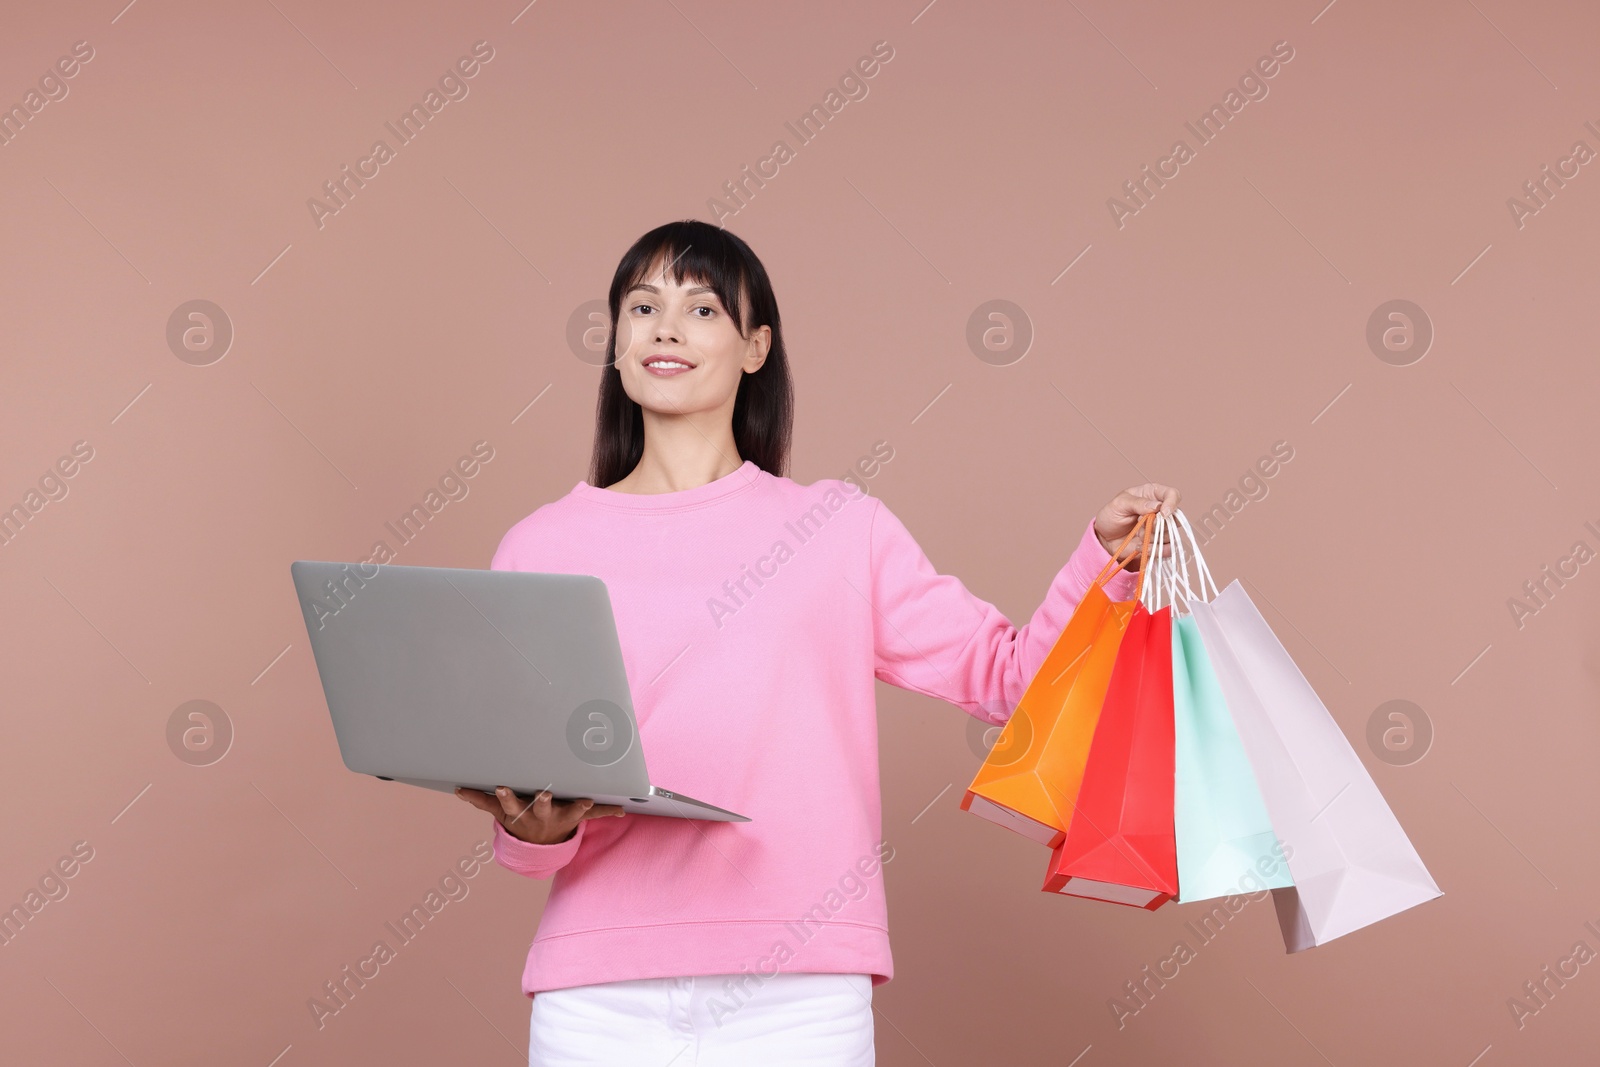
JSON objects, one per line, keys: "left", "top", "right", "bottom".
{"left": 457, "top": 219, "right": 1179, "bottom": 1066}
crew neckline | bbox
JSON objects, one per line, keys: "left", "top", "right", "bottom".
{"left": 571, "top": 459, "right": 763, "bottom": 511}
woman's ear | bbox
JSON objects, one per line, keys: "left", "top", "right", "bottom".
{"left": 743, "top": 324, "right": 772, "bottom": 373}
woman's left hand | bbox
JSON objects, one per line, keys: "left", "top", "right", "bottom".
{"left": 1093, "top": 482, "right": 1182, "bottom": 569}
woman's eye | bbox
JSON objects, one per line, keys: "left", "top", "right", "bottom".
{"left": 628, "top": 303, "right": 714, "bottom": 317}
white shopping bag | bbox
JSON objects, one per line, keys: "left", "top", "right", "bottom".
{"left": 1180, "top": 516, "right": 1442, "bottom": 950}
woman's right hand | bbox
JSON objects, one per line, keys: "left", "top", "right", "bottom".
{"left": 456, "top": 786, "right": 626, "bottom": 845}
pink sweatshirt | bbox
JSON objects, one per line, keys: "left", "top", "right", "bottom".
{"left": 487, "top": 459, "right": 1137, "bottom": 996}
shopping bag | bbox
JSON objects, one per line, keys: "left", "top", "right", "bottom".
{"left": 1180, "top": 510, "right": 1442, "bottom": 950}
{"left": 1043, "top": 513, "right": 1177, "bottom": 909}
{"left": 961, "top": 513, "right": 1152, "bottom": 848}
{"left": 1163, "top": 512, "right": 1294, "bottom": 903}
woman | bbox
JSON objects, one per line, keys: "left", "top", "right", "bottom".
{"left": 457, "top": 219, "right": 1179, "bottom": 1066}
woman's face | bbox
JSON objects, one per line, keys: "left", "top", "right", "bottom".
{"left": 614, "top": 263, "right": 770, "bottom": 418}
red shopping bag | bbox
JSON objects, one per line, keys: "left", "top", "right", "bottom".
{"left": 1043, "top": 596, "right": 1178, "bottom": 909}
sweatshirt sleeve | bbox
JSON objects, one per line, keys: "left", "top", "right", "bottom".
{"left": 867, "top": 497, "right": 1140, "bottom": 726}
{"left": 490, "top": 814, "right": 587, "bottom": 879}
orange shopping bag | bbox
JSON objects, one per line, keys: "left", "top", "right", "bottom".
{"left": 960, "top": 513, "right": 1152, "bottom": 847}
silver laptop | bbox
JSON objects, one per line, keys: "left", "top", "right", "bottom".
{"left": 289, "top": 560, "right": 749, "bottom": 823}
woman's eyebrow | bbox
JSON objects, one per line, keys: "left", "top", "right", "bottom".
{"left": 627, "top": 283, "right": 718, "bottom": 298}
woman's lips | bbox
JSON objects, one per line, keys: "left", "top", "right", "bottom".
{"left": 643, "top": 357, "right": 694, "bottom": 377}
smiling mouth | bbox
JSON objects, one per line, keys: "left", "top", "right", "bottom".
{"left": 643, "top": 357, "right": 694, "bottom": 370}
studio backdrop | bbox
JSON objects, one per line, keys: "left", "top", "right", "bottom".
{"left": 1, "top": 1, "right": 1597, "bottom": 1064}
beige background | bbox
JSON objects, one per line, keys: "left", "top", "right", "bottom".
{"left": 2, "top": 0, "right": 1597, "bottom": 1063}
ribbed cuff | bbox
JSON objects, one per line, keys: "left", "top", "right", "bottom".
{"left": 492, "top": 816, "right": 585, "bottom": 878}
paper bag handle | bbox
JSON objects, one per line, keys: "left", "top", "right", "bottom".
{"left": 1142, "top": 510, "right": 1173, "bottom": 613}
{"left": 1164, "top": 508, "right": 1219, "bottom": 609}
{"left": 1091, "top": 510, "right": 1154, "bottom": 602}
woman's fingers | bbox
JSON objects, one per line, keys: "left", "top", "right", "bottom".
{"left": 1097, "top": 484, "right": 1182, "bottom": 557}
{"left": 495, "top": 786, "right": 545, "bottom": 821}
{"left": 565, "top": 797, "right": 596, "bottom": 820}
{"left": 1125, "top": 483, "right": 1182, "bottom": 516}
{"left": 459, "top": 787, "right": 624, "bottom": 831}
{"left": 455, "top": 787, "right": 499, "bottom": 813}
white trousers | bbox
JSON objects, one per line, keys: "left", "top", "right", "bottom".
{"left": 528, "top": 971, "right": 875, "bottom": 1066}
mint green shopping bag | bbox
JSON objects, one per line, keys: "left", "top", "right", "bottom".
{"left": 1172, "top": 615, "right": 1293, "bottom": 901}
{"left": 1156, "top": 512, "right": 1294, "bottom": 903}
